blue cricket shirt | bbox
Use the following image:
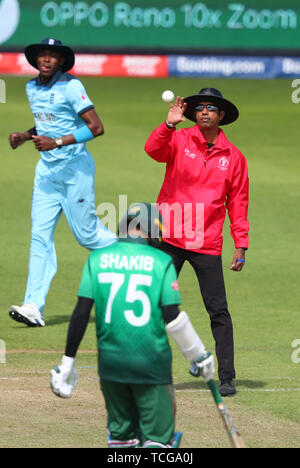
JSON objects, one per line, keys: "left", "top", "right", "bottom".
{"left": 26, "top": 70, "right": 95, "bottom": 162}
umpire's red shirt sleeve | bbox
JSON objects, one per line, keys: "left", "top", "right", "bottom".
{"left": 144, "top": 122, "right": 176, "bottom": 163}
{"left": 226, "top": 152, "right": 250, "bottom": 249}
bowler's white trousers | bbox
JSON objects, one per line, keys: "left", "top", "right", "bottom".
{"left": 24, "top": 153, "right": 117, "bottom": 315}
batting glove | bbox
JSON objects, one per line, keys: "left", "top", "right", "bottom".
{"left": 50, "top": 355, "right": 78, "bottom": 399}
{"left": 189, "top": 352, "right": 215, "bottom": 382}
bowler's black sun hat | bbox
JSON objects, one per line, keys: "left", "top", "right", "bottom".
{"left": 25, "top": 38, "right": 75, "bottom": 72}
{"left": 184, "top": 87, "right": 239, "bottom": 125}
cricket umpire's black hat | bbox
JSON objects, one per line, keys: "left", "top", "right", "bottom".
{"left": 184, "top": 87, "right": 239, "bottom": 125}
{"left": 25, "top": 38, "right": 75, "bottom": 72}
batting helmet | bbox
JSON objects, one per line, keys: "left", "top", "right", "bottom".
{"left": 119, "top": 202, "right": 164, "bottom": 249}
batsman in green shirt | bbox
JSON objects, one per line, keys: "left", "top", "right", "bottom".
{"left": 50, "top": 202, "right": 215, "bottom": 448}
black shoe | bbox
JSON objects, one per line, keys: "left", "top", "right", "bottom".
{"left": 219, "top": 380, "right": 236, "bottom": 397}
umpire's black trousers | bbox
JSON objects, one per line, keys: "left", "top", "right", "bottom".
{"left": 161, "top": 241, "right": 235, "bottom": 382}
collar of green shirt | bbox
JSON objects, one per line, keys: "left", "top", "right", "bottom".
{"left": 118, "top": 237, "right": 149, "bottom": 245}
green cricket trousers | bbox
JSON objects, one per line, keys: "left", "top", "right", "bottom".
{"left": 101, "top": 379, "right": 177, "bottom": 448}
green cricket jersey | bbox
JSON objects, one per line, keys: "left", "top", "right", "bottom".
{"left": 78, "top": 238, "right": 181, "bottom": 385}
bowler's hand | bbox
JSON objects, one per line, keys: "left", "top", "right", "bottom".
{"left": 9, "top": 132, "right": 29, "bottom": 149}
{"left": 32, "top": 135, "right": 56, "bottom": 151}
{"left": 167, "top": 96, "right": 187, "bottom": 126}
{"left": 230, "top": 248, "right": 246, "bottom": 272}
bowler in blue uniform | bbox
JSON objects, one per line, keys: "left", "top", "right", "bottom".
{"left": 8, "top": 38, "right": 117, "bottom": 327}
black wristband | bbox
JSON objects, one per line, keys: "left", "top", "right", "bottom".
{"left": 27, "top": 127, "right": 37, "bottom": 139}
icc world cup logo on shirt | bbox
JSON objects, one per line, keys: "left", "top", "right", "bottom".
{"left": 0, "top": 0, "right": 20, "bottom": 45}
{"left": 218, "top": 156, "right": 229, "bottom": 171}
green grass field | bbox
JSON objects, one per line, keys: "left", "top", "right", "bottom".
{"left": 0, "top": 76, "right": 299, "bottom": 448}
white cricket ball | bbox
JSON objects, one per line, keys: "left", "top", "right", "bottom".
{"left": 162, "top": 90, "right": 175, "bottom": 103}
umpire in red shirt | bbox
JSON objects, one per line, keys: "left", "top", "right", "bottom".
{"left": 144, "top": 88, "right": 249, "bottom": 396}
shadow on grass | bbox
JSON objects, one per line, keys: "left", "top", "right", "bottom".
{"left": 175, "top": 379, "right": 267, "bottom": 391}
{"left": 45, "top": 315, "right": 96, "bottom": 326}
